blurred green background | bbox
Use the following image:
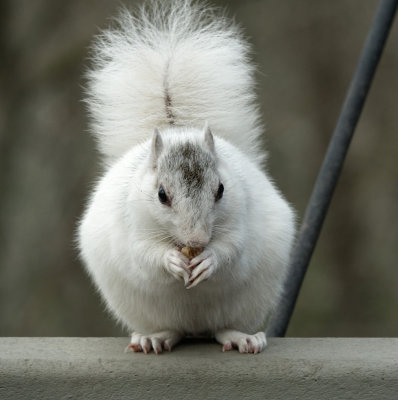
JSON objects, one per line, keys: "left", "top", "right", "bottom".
{"left": 0, "top": 0, "right": 397, "bottom": 337}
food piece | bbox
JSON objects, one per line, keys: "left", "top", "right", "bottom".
{"left": 181, "top": 246, "right": 202, "bottom": 260}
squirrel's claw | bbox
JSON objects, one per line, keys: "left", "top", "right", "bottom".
{"left": 215, "top": 330, "right": 267, "bottom": 354}
{"left": 186, "top": 266, "right": 211, "bottom": 289}
{"left": 128, "top": 331, "right": 183, "bottom": 354}
{"left": 164, "top": 249, "right": 190, "bottom": 284}
{"left": 186, "top": 249, "right": 216, "bottom": 289}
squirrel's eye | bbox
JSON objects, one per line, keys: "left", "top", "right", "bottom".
{"left": 215, "top": 183, "right": 224, "bottom": 202}
{"left": 158, "top": 186, "right": 170, "bottom": 205}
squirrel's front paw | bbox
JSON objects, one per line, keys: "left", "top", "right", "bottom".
{"left": 164, "top": 248, "right": 190, "bottom": 284}
{"left": 186, "top": 249, "right": 217, "bottom": 289}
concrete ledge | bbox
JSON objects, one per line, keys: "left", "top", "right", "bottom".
{"left": 1, "top": 338, "right": 397, "bottom": 399}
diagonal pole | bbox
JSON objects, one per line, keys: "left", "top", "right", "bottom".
{"left": 267, "top": 0, "right": 398, "bottom": 338}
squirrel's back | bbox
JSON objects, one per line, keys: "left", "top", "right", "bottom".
{"left": 86, "top": 0, "right": 264, "bottom": 165}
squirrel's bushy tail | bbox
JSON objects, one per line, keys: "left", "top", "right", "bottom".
{"left": 86, "top": 0, "right": 264, "bottom": 165}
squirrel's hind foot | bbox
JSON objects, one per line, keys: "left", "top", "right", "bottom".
{"left": 215, "top": 329, "right": 267, "bottom": 354}
{"left": 126, "top": 330, "right": 183, "bottom": 354}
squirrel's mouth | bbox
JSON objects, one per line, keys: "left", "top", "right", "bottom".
{"left": 173, "top": 235, "right": 210, "bottom": 248}
{"left": 175, "top": 240, "right": 209, "bottom": 250}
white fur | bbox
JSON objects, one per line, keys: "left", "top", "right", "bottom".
{"left": 79, "top": 0, "right": 296, "bottom": 353}
{"left": 85, "top": 0, "right": 264, "bottom": 166}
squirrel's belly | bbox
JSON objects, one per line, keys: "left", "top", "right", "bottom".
{"left": 102, "top": 273, "right": 268, "bottom": 334}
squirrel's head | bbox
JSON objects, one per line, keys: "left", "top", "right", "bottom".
{"left": 148, "top": 124, "right": 225, "bottom": 248}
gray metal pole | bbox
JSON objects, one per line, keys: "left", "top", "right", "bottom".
{"left": 267, "top": 0, "right": 398, "bottom": 338}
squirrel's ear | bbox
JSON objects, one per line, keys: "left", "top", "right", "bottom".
{"left": 204, "top": 122, "right": 215, "bottom": 154}
{"left": 151, "top": 127, "right": 163, "bottom": 169}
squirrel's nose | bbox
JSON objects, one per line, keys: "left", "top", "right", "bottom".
{"left": 181, "top": 226, "right": 211, "bottom": 248}
{"left": 185, "top": 233, "right": 210, "bottom": 248}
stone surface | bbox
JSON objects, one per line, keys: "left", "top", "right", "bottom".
{"left": 1, "top": 338, "right": 398, "bottom": 399}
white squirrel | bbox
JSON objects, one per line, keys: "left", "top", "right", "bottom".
{"left": 78, "top": 0, "right": 295, "bottom": 354}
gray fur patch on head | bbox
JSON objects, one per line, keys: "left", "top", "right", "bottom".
{"left": 160, "top": 142, "right": 216, "bottom": 195}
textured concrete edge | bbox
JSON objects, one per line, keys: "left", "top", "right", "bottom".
{"left": 1, "top": 338, "right": 398, "bottom": 400}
